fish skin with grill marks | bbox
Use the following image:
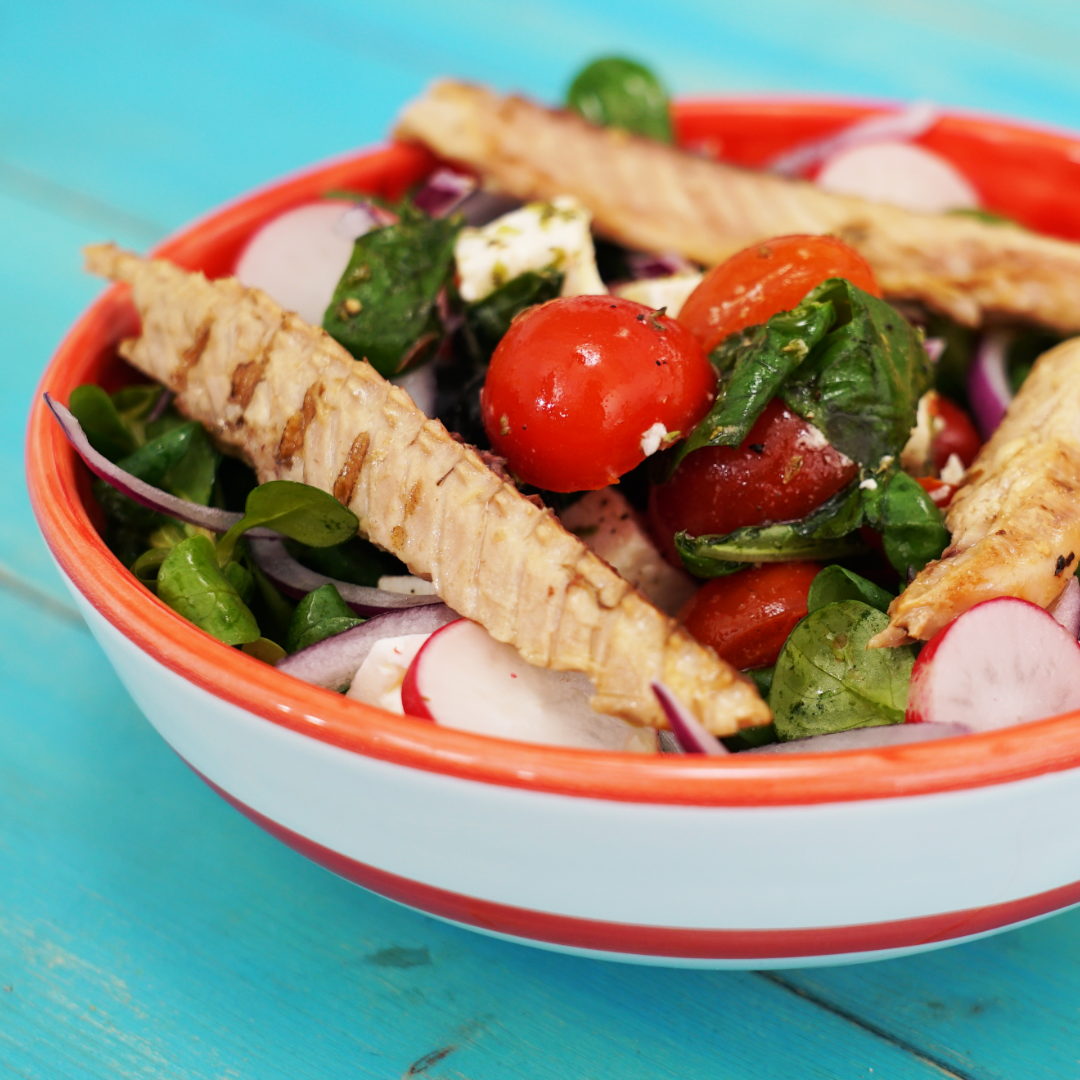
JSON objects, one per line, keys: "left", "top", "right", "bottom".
{"left": 84, "top": 244, "right": 770, "bottom": 736}
{"left": 395, "top": 81, "right": 1080, "bottom": 332}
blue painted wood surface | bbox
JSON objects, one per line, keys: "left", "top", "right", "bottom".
{"left": 6, "top": 3, "right": 1080, "bottom": 1075}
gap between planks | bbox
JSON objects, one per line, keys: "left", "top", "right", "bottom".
{"left": 0, "top": 158, "right": 166, "bottom": 247}
{"left": 758, "top": 972, "right": 976, "bottom": 1080}
{"left": 0, "top": 560, "right": 85, "bottom": 630}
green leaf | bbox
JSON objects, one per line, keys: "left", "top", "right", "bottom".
{"left": 674, "top": 297, "right": 835, "bottom": 468}
{"left": 221, "top": 559, "right": 255, "bottom": 605}
{"left": 806, "top": 565, "right": 895, "bottom": 615}
{"left": 157, "top": 536, "right": 261, "bottom": 646}
{"left": 323, "top": 210, "right": 461, "bottom": 376}
{"left": 93, "top": 422, "right": 201, "bottom": 528}
{"left": 779, "top": 279, "right": 933, "bottom": 470}
{"left": 111, "top": 383, "right": 165, "bottom": 445}
{"left": 464, "top": 267, "right": 564, "bottom": 361}
{"left": 246, "top": 560, "right": 296, "bottom": 648}
{"left": 162, "top": 423, "right": 220, "bottom": 506}
{"left": 769, "top": 600, "right": 916, "bottom": 740}
{"left": 69, "top": 384, "right": 138, "bottom": 461}
{"left": 880, "top": 471, "right": 950, "bottom": 579}
{"left": 286, "top": 583, "right": 364, "bottom": 654}
{"left": 674, "top": 482, "right": 866, "bottom": 577}
{"left": 216, "top": 480, "right": 359, "bottom": 565}
{"left": 289, "top": 535, "right": 404, "bottom": 588}
{"left": 566, "top": 57, "right": 673, "bottom": 142}
{"left": 241, "top": 638, "right": 288, "bottom": 665}
{"left": 130, "top": 547, "right": 169, "bottom": 592}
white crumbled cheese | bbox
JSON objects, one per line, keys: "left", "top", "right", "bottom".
{"left": 900, "top": 392, "right": 944, "bottom": 475}
{"left": 346, "top": 633, "right": 432, "bottom": 713}
{"left": 613, "top": 272, "right": 703, "bottom": 319}
{"left": 940, "top": 452, "right": 966, "bottom": 486}
{"left": 559, "top": 488, "right": 697, "bottom": 616}
{"left": 859, "top": 478, "right": 879, "bottom": 491}
{"left": 454, "top": 196, "right": 606, "bottom": 302}
{"left": 794, "top": 423, "right": 833, "bottom": 454}
{"left": 639, "top": 422, "right": 668, "bottom": 458}
{"left": 377, "top": 575, "right": 439, "bottom": 596}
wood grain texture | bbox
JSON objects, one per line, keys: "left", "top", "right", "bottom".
{"left": 7, "top": 0, "right": 1080, "bottom": 1075}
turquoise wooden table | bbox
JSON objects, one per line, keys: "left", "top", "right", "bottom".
{"left": 7, "top": 3, "right": 1080, "bottom": 1075}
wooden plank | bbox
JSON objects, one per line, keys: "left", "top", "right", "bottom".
{"left": 777, "top": 914, "right": 1080, "bottom": 1080}
{"left": 0, "top": 590, "right": 947, "bottom": 1078}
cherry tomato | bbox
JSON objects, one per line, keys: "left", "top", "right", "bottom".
{"left": 648, "top": 398, "right": 860, "bottom": 564}
{"left": 481, "top": 295, "right": 715, "bottom": 492}
{"left": 928, "top": 394, "right": 981, "bottom": 472}
{"left": 677, "top": 235, "right": 883, "bottom": 355}
{"left": 917, "top": 476, "right": 957, "bottom": 509}
{"left": 679, "top": 562, "right": 823, "bottom": 670}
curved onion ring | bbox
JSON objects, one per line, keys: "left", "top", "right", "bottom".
{"left": 276, "top": 605, "right": 459, "bottom": 691}
{"left": 651, "top": 681, "right": 729, "bottom": 755}
{"left": 45, "top": 392, "right": 277, "bottom": 535}
{"left": 967, "top": 330, "right": 1015, "bottom": 439}
{"left": 247, "top": 537, "right": 445, "bottom": 615}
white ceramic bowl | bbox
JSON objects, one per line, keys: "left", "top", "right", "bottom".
{"left": 28, "top": 102, "right": 1080, "bottom": 968}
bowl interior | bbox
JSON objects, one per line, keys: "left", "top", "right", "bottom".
{"left": 27, "top": 100, "right": 1080, "bottom": 807}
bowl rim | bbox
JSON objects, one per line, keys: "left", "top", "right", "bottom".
{"left": 27, "top": 99, "right": 1080, "bottom": 808}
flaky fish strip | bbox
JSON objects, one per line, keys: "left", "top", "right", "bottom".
{"left": 872, "top": 336, "right": 1080, "bottom": 648}
{"left": 396, "top": 81, "right": 1080, "bottom": 331}
{"left": 85, "top": 244, "right": 769, "bottom": 735}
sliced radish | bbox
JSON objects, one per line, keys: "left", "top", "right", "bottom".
{"left": 816, "top": 141, "right": 980, "bottom": 214}
{"left": 747, "top": 722, "right": 970, "bottom": 754}
{"left": 1049, "top": 577, "right": 1080, "bottom": 638}
{"left": 235, "top": 201, "right": 378, "bottom": 324}
{"left": 401, "top": 619, "right": 657, "bottom": 752}
{"left": 906, "top": 597, "right": 1080, "bottom": 730}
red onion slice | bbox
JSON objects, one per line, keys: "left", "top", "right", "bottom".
{"left": 276, "top": 605, "right": 459, "bottom": 691}
{"left": 625, "top": 251, "right": 698, "bottom": 280}
{"left": 45, "top": 392, "right": 270, "bottom": 535}
{"left": 1049, "top": 576, "right": 1080, "bottom": 638}
{"left": 923, "top": 337, "right": 946, "bottom": 364}
{"left": 413, "top": 168, "right": 477, "bottom": 218}
{"left": 746, "top": 722, "right": 971, "bottom": 754}
{"left": 768, "top": 101, "right": 939, "bottom": 178}
{"left": 247, "top": 537, "right": 444, "bottom": 615}
{"left": 967, "top": 330, "right": 1014, "bottom": 439}
{"left": 651, "top": 681, "right": 729, "bottom": 755}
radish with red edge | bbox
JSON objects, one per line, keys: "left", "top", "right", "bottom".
{"left": 906, "top": 597, "right": 1080, "bottom": 730}
{"left": 402, "top": 620, "right": 658, "bottom": 752}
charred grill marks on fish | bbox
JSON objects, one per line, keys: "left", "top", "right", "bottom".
{"left": 85, "top": 243, "right": 770, "bottom": 736}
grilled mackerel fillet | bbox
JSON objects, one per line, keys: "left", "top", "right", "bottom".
{"left": 85, "top": 244, "right": 769, "bottom": 735}
{"left": 872, "top": 336, "right": 1080, "bottom": 648}
{"left": 396, "top": 81, "right": 1080, "bottom": 332}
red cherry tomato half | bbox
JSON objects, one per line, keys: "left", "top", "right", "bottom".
{"left": 679, "top": 562, "right": 823, "bottom": 671}
{"left": 481, "top": 295, "right": 716, "bottom": 492}
{"left": 648, "top": 398, "right": 859, "bottom": 565}
{"left": 917, "top": 476, "right": 957, "bottom": 509}
{"left": 927, "top": 394, "right": 981, "bottom": 472}
{"left": 677, "top": 234, "right": 883, "bottom": 355}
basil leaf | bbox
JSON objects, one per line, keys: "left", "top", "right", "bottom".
{"left": 323, "top": 211, "right": 461, "bottom": 376}
{"left": 566, "top": 57, "right": 673, "bottom": 143}
{"left": 157, "top": 536, "right": 261, "bottom": 646}
{"left": 286, "top": 583, "right": 364, "bottom": 654}
{"left": 216, "top": 480, "right": 359, "bottom": 565}
{"left": 221, "top": 559, "right": 255, "bottom": 605}
{"left": 69, "top": 384, "right": 138, "bottom": 461}
{"left": 769, "top": 600, "right": 916, "bottom": 740}
{"left": 247, "top": 559, "right": 296, "bottom": 648}
{"left": 780, "top": 279, "right": 933, "bottom": 470}
{"left": 806, "top": 565, "right": 895, "bottom": 615}
{"left": 880, "top": 471, "right": 950, "bottom": 579}
{"left": 675, "top": 482, "right": 866, "bottom": 577}
{"left": 673, "top": 298, "right": 835, "bottom": 468}
{"left": 464, "top": 267, "right": 563, "bottom": 361}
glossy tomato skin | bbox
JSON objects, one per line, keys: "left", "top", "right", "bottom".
{"left": 929, "top": 394, "right": 981, "bottom": 471}
{"left": 677, "top": 234, "right": 882, "bottom": 355}
{"left": 648, "top": 398, "right": 860, "bottom": 564}
{"left": 679, "top": 562, "right": 823, "bottom": 670}
{"left": 481, "top": 295, "right": 716, "bottom": 492}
